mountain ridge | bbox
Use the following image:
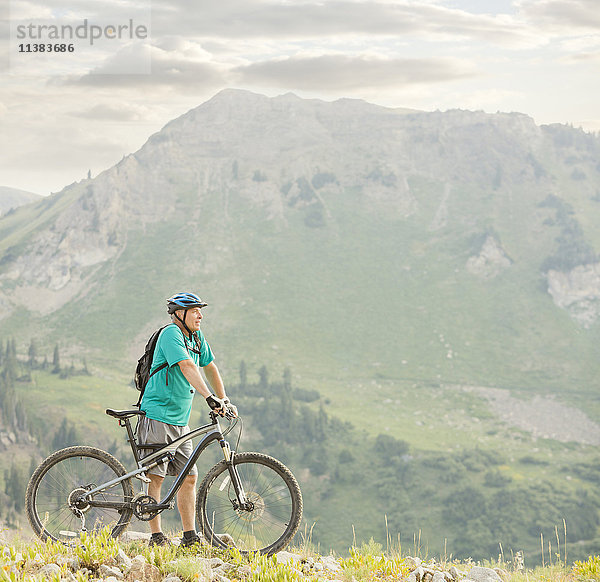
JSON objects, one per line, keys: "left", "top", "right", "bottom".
{"left": 0, "top": 89, "right": 599, "bottom": 398}
{"left": 0, "top": 186, "right": 42, "bottom": 215}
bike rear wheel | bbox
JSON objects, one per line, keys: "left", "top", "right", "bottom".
{"left": 26, "top": 446, "right": 134, "bottom": 543}
{"left": 197, "top": 452, "right": 303, "bottom": 555}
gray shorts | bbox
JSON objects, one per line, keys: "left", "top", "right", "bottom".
{"left": 137, "top": 416, "right": 198, "bottom": 478}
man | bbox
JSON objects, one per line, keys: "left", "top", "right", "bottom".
{"left": 138, "top": 292, "right": 237, "bottom": 547}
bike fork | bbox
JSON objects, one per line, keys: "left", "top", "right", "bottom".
{"left": 219, "top": 439, "right": 248, "bottom": 507}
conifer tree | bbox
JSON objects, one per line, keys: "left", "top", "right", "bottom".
{"left": 52, "top": 344, "right": 60, "bottom": 373}
{"left": 28, "top": 339, "right": 37, "bottom": 368}
{"left": 258, "top": 365, "right": 269, "bottom": 389}
{"left": 283, "top": 367, "right": 292, "bottom": 391}
{"left": 4, "top": 461, "right": 25, "bottom": 508}
{"left": 239, "top": 360, "right": 247, "bottom": 389}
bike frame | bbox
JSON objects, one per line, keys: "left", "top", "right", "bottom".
{"left": 82, "top": 412, "right": 247, "bottom": 514}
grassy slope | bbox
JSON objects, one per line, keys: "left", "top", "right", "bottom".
{"left": 4, "top": 121, "right": 600, "bottom": 561}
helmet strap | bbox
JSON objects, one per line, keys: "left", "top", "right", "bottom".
{"left": 174, "top": 310, "right": 194, "bottom": 339}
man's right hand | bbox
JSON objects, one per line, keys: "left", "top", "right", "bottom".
{"left": 206, "top": 394, "right": 226, "bottom": 414}
{"left": 222, "top": 398, "right": 238, "bottom": 418}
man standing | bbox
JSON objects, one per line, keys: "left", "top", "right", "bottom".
{"left": 138, "top": 292, "right": 236, "bottom": 547}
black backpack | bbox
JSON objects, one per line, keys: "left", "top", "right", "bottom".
{"left": 133, "top": 325, "right": 169, "bottom": 407}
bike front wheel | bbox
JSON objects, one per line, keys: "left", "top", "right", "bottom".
{"left": 197, "top": 452, "right": 303, "bottom": 555}
{"left": 26, "top": 446, "right": 134, "bottom": 543}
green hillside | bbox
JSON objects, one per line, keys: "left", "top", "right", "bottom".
{"left": 2, "top": 347, "right": 600, "bottom": 564}
{"left": 1, "top": 90, "right": 600, "bottom": 561}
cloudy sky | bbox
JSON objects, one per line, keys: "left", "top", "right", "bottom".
{"left": 1, "top": 0, "right": 599, "bottom": 195}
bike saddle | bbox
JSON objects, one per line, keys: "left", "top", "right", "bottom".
{"left": 105, "top": 408, "right": 147, "bottom": 419}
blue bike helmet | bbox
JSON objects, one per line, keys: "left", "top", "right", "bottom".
{"left": 167, "top": 292, "right": 208, "bottom": 314}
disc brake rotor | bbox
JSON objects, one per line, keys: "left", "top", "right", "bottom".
{"left": 236, "top": 491, "right": 265, "bottom": 522}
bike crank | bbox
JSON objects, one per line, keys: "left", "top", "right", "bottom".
{"left": 132, "top": 493, "right": 160, "bottom": 521}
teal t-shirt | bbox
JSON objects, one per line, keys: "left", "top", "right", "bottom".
{"left": 140, "top": 324, "right": 214, "bottom": 426}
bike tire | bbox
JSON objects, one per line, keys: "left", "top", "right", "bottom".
{"left": 197, "top": 452, "right": 303, "bottom": 556}
{"left": 26, "top": 446, "right": 134, "bottom": 543}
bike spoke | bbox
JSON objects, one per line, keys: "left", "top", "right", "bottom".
{"left": 29, "top": 449, "right": 133, "bottom": 542}
{"left": 201, "top": 456, "right": 299, "bottom": 553}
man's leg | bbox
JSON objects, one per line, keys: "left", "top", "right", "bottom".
{"left": 177, "top": 474, "right": 198, "bottom": 532}
{"left": 148, "top": 474, "right": 164, "bottom": 534}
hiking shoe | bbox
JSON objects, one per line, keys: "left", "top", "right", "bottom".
{"left": 179, "top": 533, "right": 204, "bottom": 548}
{"left": 149, "top": 533, "right": 171, "bottom": 547}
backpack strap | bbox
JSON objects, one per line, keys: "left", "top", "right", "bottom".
{"left": 135, "top": 362, "right": 168, "bottom": 408}
{"left": 137, "top": 328, "right": 201, "bottom": 408}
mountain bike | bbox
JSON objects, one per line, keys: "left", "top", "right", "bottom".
{"left": 25, "top": 408, "right": 303, "bottom": 556}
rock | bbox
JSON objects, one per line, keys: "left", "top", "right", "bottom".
{"left": 62, "top": 572, "right": 78, "bottom": 582}
{"left": 432, "top": 572, "right": 446, "bottom": 582}
{"left": 99, "top": 564, "right": 124, "bottom": 580}
{"left": 215, "top": 533, "right": 235, "bottom": 547}
{"left": 237, "top": 564, "right": 252, "bottom": 577}
{"left": 38, "top": 564, "right": 61, "bottom": 578}
{"left": 467, "top": 566, "right": 503, "bottom": 582}
{"left": 163, "top": 577, "right": 182, "bottom": 582}
{"left": 126, "top": 555, "right": 161, "bottom": 582}
{"left": 116, "top": 548, "right": 133, "bottom": 572}
{"left": 208, "top": 557, "right": 224, "bottom": 568}
{"left": 409, "top": 566, "right": 426, "bottom": 582}
{"left": 120, "top": 530, "right": 151, "bottom": 543}
{"left": 404, "top": 556, "right": 422, "bottom": 571}
{"left": 466, "top": 235, "right": 511, "bottom": 279}
{"left": 449, "top": 566, "right": 461, "bottom": 580}
{"left": 320, "top": 555, "right": 341, "bottom": 573}
{"left": 547, "top": 264, "right": 600, "bottom": 327}
{"left": 56, "top": 555, "right": 80, "bottom": 571}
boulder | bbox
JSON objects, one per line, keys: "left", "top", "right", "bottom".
{"left": 126, "top": 555, "right": 161, "bottom": 582}
{"left": 467, "top": 566, "right": 503, "bottom": 582}
{"left": 38, "top": 564, "right": 61, "bottom": 578}
{"left": 99, "top": 564, "right": 124, "bottom": 580}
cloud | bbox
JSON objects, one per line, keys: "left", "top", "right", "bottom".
{"left": 66, "top": 42, "right": 227, "bottom": 88}
{"left": 152, "top": 0, "right": 537, "bottom": 48}
{"left": 560, "top": 51, "right": 600, "bottom": 63}
{"left": 517, "top": 0, "right": 600, "bottom": 32}
{"left": 69, "top": 102, "right": 152, "bottom": 121}
{"left": 233, "top": 53, "right": 478, "bottom": 91}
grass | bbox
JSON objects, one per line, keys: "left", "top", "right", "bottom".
{"left": 1, "top": 527, "right": 597, "bottom": 582}
{"left": 12, "top": 365, "right": 600, "bottom": 561}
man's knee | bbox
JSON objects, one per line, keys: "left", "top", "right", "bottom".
{"left": 179, "top": 474, "right": 196, "bottom": 491}
{"left": 148, "top": 474, "right": 164, "bottom": 491}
